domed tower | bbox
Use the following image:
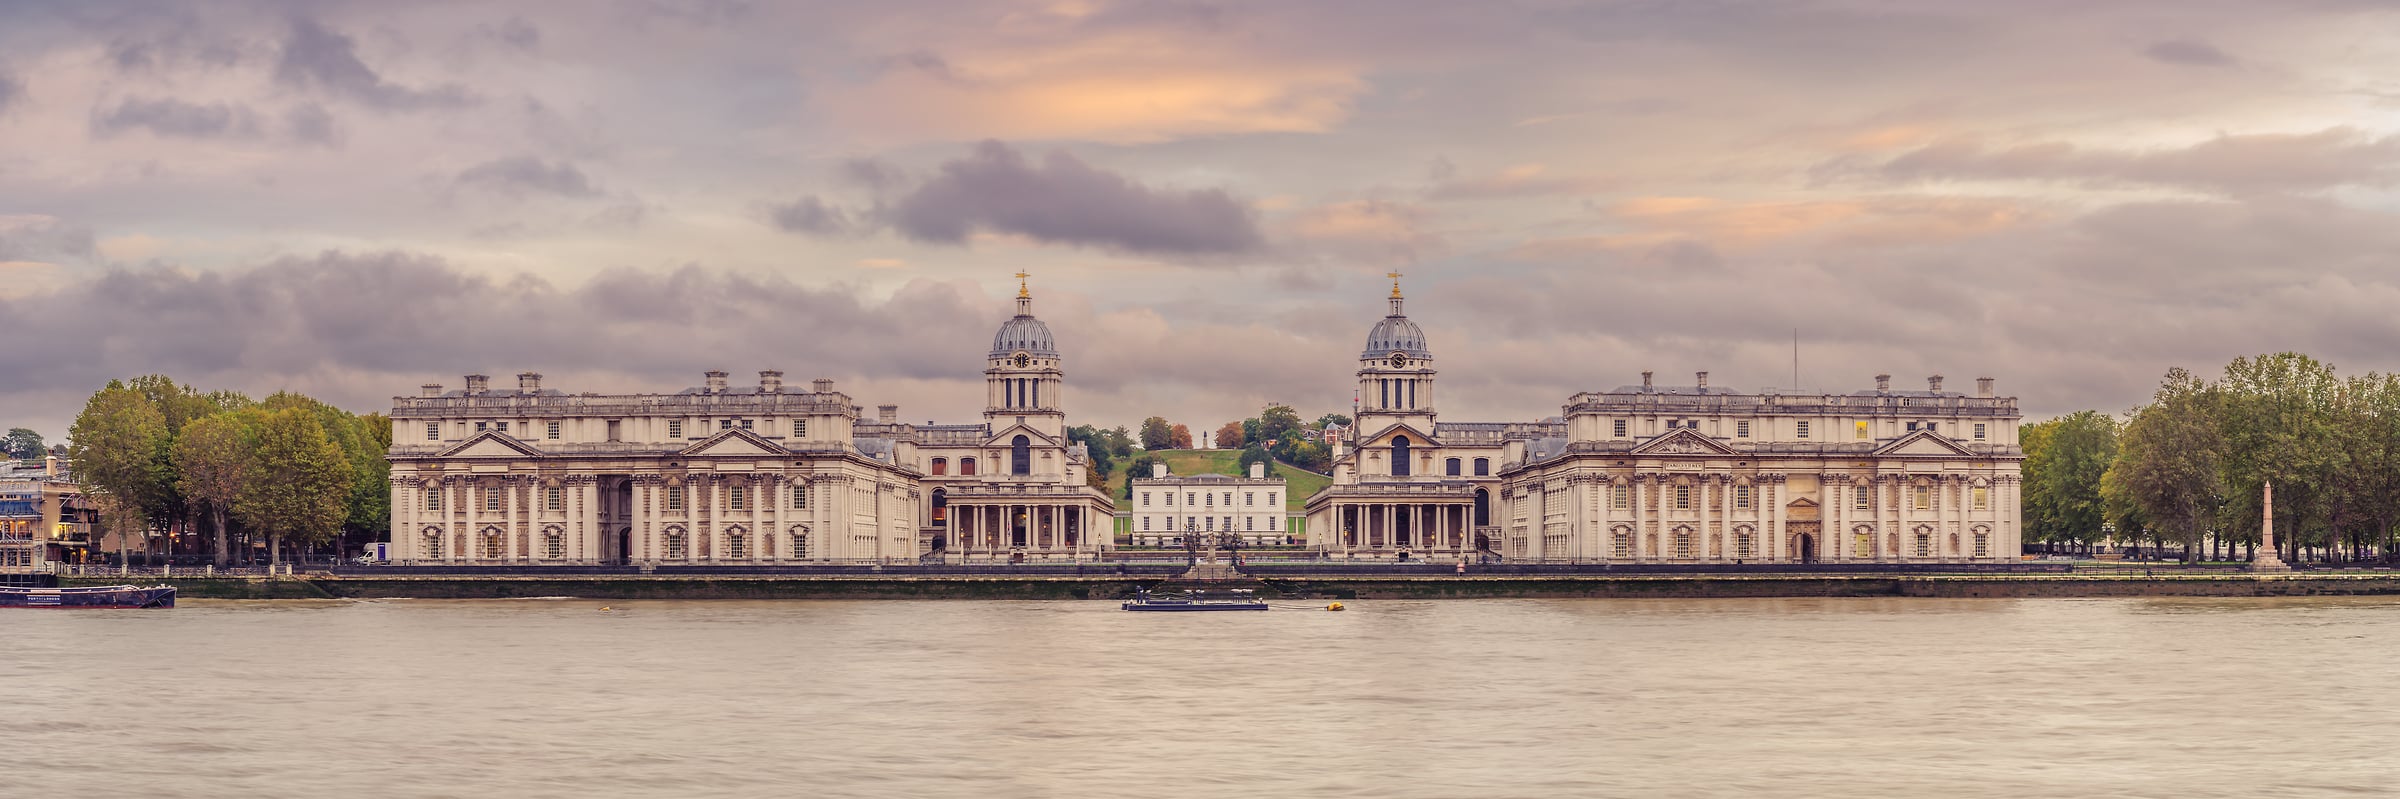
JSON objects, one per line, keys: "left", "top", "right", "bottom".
{"left": 986, "top": 272, "right": 1066, "bottom": 440}
{"left": 1355, "top": 271, "right": 1436, "bottom": 436}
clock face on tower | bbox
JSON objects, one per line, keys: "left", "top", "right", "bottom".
{"left": 1387, "top": 351, "right": 1408, "bottom": 369}
{"left": 1013, "top": 353, "right": 1032, "bottom": 368}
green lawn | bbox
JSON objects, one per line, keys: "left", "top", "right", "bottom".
{"left": 1103, "top": 449, "right": 1331, "bottom": 513}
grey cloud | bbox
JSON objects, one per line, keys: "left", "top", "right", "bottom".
{"left": 489, "top": 17, "right": 541, "bottom": 51}
{"left": 0, "top": 217, "right": 95, "bottom": 262}
{"left": 883, "top": 141, "right": 1263, "bottom": 255}
{"left": 0, "top": 70, "right": 20, "bottom": 115}
{"left": 277, "top": 17, "right": 474, "bottom": 110}
{"left": 2146, "top": 38, "right": 2237, "bottom": 67}
{"left": 838, "top": 157, "right": 904, "bottom": 191}
{"left": 1865, "top": 128, "right": 2400, "bottom": 193}
{"left": 91, "top": 97, "right": 261, "bottom": 139}
{"left": 767, "top": 196, "right": 856, "bottom": 235}
{"left": 285, "top": 102, "right": 338, "bottom": 145}
{"left": 456, "top": 156, "right": 599, "bottom": 197}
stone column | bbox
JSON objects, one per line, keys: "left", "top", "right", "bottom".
{"left": 1630, "top": 475, "right": 1647, "bottom": 561}
{"left": 1697, "top": 476, "right": 1712, "bottom": 561}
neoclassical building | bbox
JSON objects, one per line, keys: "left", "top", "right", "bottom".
{"left": 384, "top": 277, "right": 1113, "bottom": 565}
{"left": 1302, "top": 276, "right": 1563, "bottom": 559}
{"left": 1129, "top": 462, "right": 1287, "bottom": 547}
{"left": 1493, "top": 373, "right": 2023, "bottom": 563}
{"left": 1303, "top": 277, "right": 2023, "bottom": 563}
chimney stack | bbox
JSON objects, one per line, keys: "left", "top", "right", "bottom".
{"left": 812, "top": 378, "right": 835, "bottom": 394}
{"left": 1695, "top": 371, "right": 1709, "bottom": 390}
{"left": 1249, "top": 462, "right": 1266, "bottom": 479}
{"left": 1152, "top": 462, "right": 1168, "bottom": 479}
{"left": 517, "top": 372, "right": 542, "bottom": 393}
{"left": 1928, "top": 374, "right": 1944, "bottom": 392}
{"left": 704, "top": 370, "right": 729, "bottom": 393}
{"left": 1875, "top": 374, "right": 1891, "bottom": 392}
{"left": 464, "top": 374, "right": 489, "bottom": 395}
{"left": 759, "top": 370, "right": 783, "bottom": 393}
{"left": 878, "top": 404, "right": 898, "bottom": 423}
{"left": 1641, "top": 370, "right": 1654, "bottom": 391}
{"left": 420, "top": 384, "right": 443, "bottom": 398}
{"left": 1977, "top": 377, "right": 1995, "bottom": 398}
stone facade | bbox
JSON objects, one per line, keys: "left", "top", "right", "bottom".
{"left": 1129, "top": 462, "right": 1288, "bottom": 547}
{"left": 384, "top": 279, "right": 1114, "bottom": 566}
{"left": 1304, "top": 277, "right": 2024, "bottom": 563}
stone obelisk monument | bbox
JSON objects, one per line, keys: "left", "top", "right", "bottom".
{"left": 2252, "top": 479, "right": 2291, "bottom": 573}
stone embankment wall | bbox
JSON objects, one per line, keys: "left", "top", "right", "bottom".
{"left": 65, "top": 573, "right": 2400, "bottom": 600}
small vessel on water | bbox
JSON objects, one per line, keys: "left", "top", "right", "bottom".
{"left": 1120, "top": 587, "right": 1268, "bottom": 612}
{"left": 0, "top": 584, "right": 176, "bottom": 609}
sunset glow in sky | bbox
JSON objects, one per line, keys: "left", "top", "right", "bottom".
{"left": 6, "top": 0, "right": 2400, "bottom": 435}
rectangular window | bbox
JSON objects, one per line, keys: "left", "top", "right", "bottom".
{"left": 1973, "top": 423, "right": 1987, "bottom": 441}
{"left": 1855, "top": 420, "right": 1869, "bottom": 440}
{"left": 729, "top": 486, "right": 747, "bottom": 511}
{"left": 1736, "top": 420, "right": 1750, "bottom": 438}
{"left": 1223, "top": 516, "right": 1232, "bottom": 531}
{"left": 1855, "top": 485, "right": 1869, "bottom": 511}
{"left": 1224, "top": 492, "right": 1233, "bottom": 506}
{"left": 425, "top": 422, "right": 440, "bottom": 441}
{"left": 496, "top": 421, "right": 509, "bottom": 433}
{"left": 1796, "top": 421, "right": 1811, "bottom": 438}
{"left": 1143, "top": 516, "right": 1151, "bottom": 531}
{"left": 606, "top": 420, "right": 621, "bottom": 442}
{"left": 1474, "top": 458, "right": 1489, "bottom": 477}
{"left": 1611, "top": 484, "right": 1630, "bottom": 510}
{"left": 795, "top": 419, "right": 807, "bottom": 438}
{"left": 1735, "top": 485, "right": 1752, "bottom": 509}
{"left": 669, "top": 420, "right": 684, "bottom": 438}
{"left": 1974, "top": 532, "right": 1990, "bottom": 557}
{"left": 1204, "top": 493, "right": 1213, "bottom": 507}
{"left": 666, "top": 486, "right": 685, "bottom": 512}
{"left": 1205, "top": 516, "right": 1214, "bottom": 531}
{"left": 483, "top": 487, "right": 501, "bottom": 512}
{"left": 1736, "top": 533, "right": 1754, "bottom": 559}
{"left": 1913, "top": 485, "right": 1932, "bottom": 510}
{"left": 1245, "top": 492, "right": 1254, "bottom": 506}
{"left": 1142, "top": 492, "right": 1151, "bottom": 507}
{"left": 1267, "top": 494, "right": 1276, "bottom": 507}
{"left": 1246, "top": 516, "right": 1255, "bottom": 531}
{"left": 740, "top": 419, "right": 753, "bottom": 430}
{"left": 545, "top": 421, "right": 561, "bottom": 440}
{"left": 544, "top": 486, "right": 563, "bottom": 511}
{"left": 545, "top": 533, "right": 564, "bottom": 560}
{"left": 720, "top": 419, "right": 732, "bottom": 430}
{"left": 1674, "top": 484, "right": 1691, "bottom": 510}
{"left": 1187, "top": 493, "right": 1196, "bottom": 506}
{"left": 791, "top": 484, "right": 808, "bottom": 509}
{"left": 476, "top": 421, "right": 488, "bottom": 432}
{"left": 1613, "top": 533, "right": 1632, "bottom": 559}
{"left": 425, "top": 487, "right": 443, "bottom": 511}
{"left": 1972, "top": 486, "right": 1989, "bottom": 511}
{"left": 1612, "top": 419, "right": 1628, "bottom": 437}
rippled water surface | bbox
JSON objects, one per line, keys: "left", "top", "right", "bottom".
{"left": 5, "top": 596, "right": 2397, "bottom": 798}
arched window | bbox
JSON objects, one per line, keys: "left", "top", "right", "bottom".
{"left": 1473, "top": 458, "right": 1489, "bottom": 477}
{"left": 1392, "top": 436, "right": 1412, "bottom": 477}
{"left": 931, "top": 458, "right": 948, "bottom": 476}
{"left": 664, "top": 527, "right": 689, "bottom": 560}
{"left": 479, "top": 527, "right": 505, "bottom": 559}
{"left": 1473, "top": 487, "right": 1489, "bottom": 526}
{"left": 1445, "top": 458, "right": 1461, "bottom": 476}
{"left": 422, "top": 527, "right": 444, "bottom": 559}
{"left": 931, "top": 488, "right": 948, "bottom": 528}
{"left": 961, "top": 458, "right": 977, "bottom": 476}
{"left": 1011, "top": 435, "right": 1032, "bottom": 475}
{"left": 726, "top": 526, "right": 749, "bottom": 559}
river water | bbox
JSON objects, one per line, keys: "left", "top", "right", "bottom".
{"left": 4, "top": 597, "right": 2394, "bottom": 798}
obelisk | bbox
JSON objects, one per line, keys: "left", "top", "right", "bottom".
{"left": 2252, "top": 479, "right": 2290, "bottom": 573}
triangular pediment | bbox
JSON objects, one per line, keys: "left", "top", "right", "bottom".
{"left": 439, "top": 432, "right": 545, "bottom": 458}
{"left": 1357, "top": 422, "right": 1439, "bottom": 448}
{"left": 1873, "top": 429, "right": 1975, "bottom": 457}
{"left": 679, "top": 428, "right": 787, "bottom": 457}
{"left": 1631, "top": 428, "right": 1739, "bottom": 456}
{"left": 984, "top": 424, "right": 1059, "bottom": 448}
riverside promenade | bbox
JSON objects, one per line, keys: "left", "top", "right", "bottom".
{"left": 54, "top": 563, "right": 2400, "bottom": 600}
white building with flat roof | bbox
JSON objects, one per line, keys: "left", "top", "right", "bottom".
{"left": 1129, "top": 462, "right": 1287, "bottom": 547}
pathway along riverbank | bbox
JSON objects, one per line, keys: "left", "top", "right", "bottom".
{"left": 59, "top": 571, "right": 2400, "bottom": 600}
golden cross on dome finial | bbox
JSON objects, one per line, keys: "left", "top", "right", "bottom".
{"left": 1016, "top": 271, "right": 1030, "bottom": 298}
{"left": 1388, "top": 271, "right": 1403, "bottom": 298}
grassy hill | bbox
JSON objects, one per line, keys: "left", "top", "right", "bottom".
{"left": 1102, "top": 449, "right": 1330, "bottom": 513}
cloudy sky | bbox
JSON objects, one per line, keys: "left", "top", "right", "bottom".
{"left": 6, "top": 0, "right": 2400, "bottom": 439}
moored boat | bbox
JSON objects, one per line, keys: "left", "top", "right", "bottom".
{"left": 1121, "top": 587, "right": 1268, "bottom": 612}
{"left": 0, "top": 584, "right": 176, "bottom": 609}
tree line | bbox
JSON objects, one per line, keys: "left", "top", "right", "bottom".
{"left": 67, "top": 375, "right": 389, "bottom": 566}
{"left": 2023, "top": 352, "right": 2400, "bottom": 564}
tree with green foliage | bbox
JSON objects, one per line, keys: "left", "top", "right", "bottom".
{"left": 68, "top": 382, "right": 169, "bottom": 565}
{"left": 4, "top": 428, "right": 43, "bottom": 459}
{"left": 2216, "top": 353, "right": 2343, "bottom": 563}
{"left": 2104, "top": 369, "right": 2225, "bottom": 563}
{"left": 235, "top": 407, "right": 354, "bottom": 566}
{"left": 1258, "top": 404, "right": 1303, "bottom": 444}
{"left": 1315, "top": 413, "right": 1350, "bottom": 430}
{"left": 174, "top": 411, "right": 255, "bottom": 566}
{"left": 2021, "top": 410, "right": 2118, "bottom": 549}
{"left": 1139, "top": 416, "right": 1173, "bottom": 450}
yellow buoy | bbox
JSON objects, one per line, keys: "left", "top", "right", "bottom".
{"left": 599, "top": 606, "right": 613, "bottom": 612}
{"left": 1327, "top": 602, "right": 1345, "bottom": 611}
